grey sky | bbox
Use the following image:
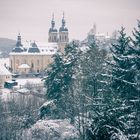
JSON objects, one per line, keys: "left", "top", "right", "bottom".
{"left": 0, "top": 0, "right": 140, "bottom": 41}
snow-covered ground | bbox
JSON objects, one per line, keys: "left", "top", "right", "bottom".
{"left": 15, "top": 77, "right": 44, "bottom": 87}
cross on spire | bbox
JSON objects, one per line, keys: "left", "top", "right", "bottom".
{"left": 52, "top": 13, "right": 54, "bottom": 21}
{"left": 63, "top": 11, "right": 65, "bottom": 19}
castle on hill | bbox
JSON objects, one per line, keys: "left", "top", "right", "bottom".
{"left": 9, "top": 14, "right": 69, "bottom": 74}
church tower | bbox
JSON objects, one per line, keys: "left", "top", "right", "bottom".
{"left": 58, "top": 13, "right": 69, "bottom": 53}
{"left": 48, "top": 14, "right": 58, "bottom": 42}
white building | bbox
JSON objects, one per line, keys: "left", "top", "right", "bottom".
{"left": 0, "top": 66, "right": 12, "bottom": 88}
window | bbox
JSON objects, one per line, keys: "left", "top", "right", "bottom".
{"left": 65, "top": 36, "right": 67, "bottom": 41}
{"left": 54, "top": 36, "right": 56, "bottom": 41}
{"left": 11, "top": 60, "right": 12, "bottom": 69}
{"left": 37, "top": 60, "right": 39, "bottom": 66}
{"left": 31, "top": 63, "right": 34, "bottom": 68}
{"left": 31, "top": 60, "right": 34, "bottom": 68}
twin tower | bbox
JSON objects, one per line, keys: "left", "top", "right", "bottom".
{"left": 48, "top": 13, "right": 69, "bottom": 45}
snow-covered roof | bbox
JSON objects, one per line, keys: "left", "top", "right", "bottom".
{"left": 0, "top": 66, "right": 11, "bottom": 75}
{"left": 18, "top": 64, "right": 30, "bottom": 69}
{"left": 0, "top": 58, "right": 9, "bottom": 67}
{"left": 10, "top": 42, "right": 58, "bottom": 56}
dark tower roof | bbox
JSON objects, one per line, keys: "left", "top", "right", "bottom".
{"left": 12, "top": 33, "right": 25, "bottom": 53}
{"left": 28, "top": 42, "right": 40, "bottom": 53}
{"left": 59, "top": 12, "right": 68, "bottom": 32}
{"left": 16, "top": 33, "right": 23, "bottom": 47}
{"left": 49, "top": 14, "right": 58, "bottom": 33}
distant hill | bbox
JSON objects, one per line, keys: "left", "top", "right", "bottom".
{"left": 0, "top": 38, "right": 16, "bottom": 57}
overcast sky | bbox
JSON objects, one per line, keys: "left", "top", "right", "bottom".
{"left": 0, "top": 0, "right": 140, "bottom": 41}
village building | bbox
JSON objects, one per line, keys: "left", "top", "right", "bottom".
{"left": 0, "top": 66, "right": 12, "bottom": 88}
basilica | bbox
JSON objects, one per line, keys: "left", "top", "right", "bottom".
{"left": 9, "top": 14, "right": 69, "bottom": 74}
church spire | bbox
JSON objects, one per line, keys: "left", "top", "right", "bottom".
{"left": 51, "top": 13, "right": 55, "bottom": 28}
{"left": 49, "top": 13, "right": 57, "bottom": 33}
{"left": 48, "top": 13, "right": 58, "bottom": 42}
{"left": 17, "top": 33, "right": 21, "bottom": 42}
{"left": 62, "top": 12, "right": 66, "bottom": 27}
{"left": 59, "top": 12, "right": 68, "bottom": 32}
{"left": 16, "top": 33, "right": 22, "bottom": 47}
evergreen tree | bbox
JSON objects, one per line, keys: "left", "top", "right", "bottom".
{"left": 128, "top": 20, "right": 140, "bottom": 139}
{"left": 42, "top": 51, "right": 65, "bottom": 119}
{"left": 80, "top": 35, "right": 114, "bottom": 140}
{"left": 110, "top": 27, "right": 136, "bottom": 100}
{"left": 107, "top": 27, "right": 138, "bottom": 139}
{"left": 87, "top": 27, "right": 134, "bottom": 140}
{"left": 62, "top": 40, "right": 82, "bottom": 124}
{"left": 45, "top": 51, "right": 64, "bottom": 100}
{"left": 43, "top": 41, "right": 82, "bottom": 121}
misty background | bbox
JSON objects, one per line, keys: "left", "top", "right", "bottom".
{"left": 0, "top": 0, "right": 140, "bottom": 42}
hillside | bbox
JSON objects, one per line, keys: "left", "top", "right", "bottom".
{"left": 0, "top": 38, "right": 16, "bottom": 57}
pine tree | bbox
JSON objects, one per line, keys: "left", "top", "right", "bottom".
{"left": 43, "top": 41, "right": 82, "bottom": 121}
{"left": 128, "top": 20, "right": 140, "bottom": 139}
{"left": 107, "top": 27, "right": 139, "bottom": 139}
{"left": 87, "top": 27, "right": 135, "bottom": 140}
{"left": 110, "top": 27, "right": 136, "bottom": 100}
{"left": 62, "top": 40, "right": 82, "bottom": 124}
{"left": 80, "top": 35, "right": 114, "bottom": 140}
{"left": 42, "top": 51, "right": 65, "bottom": 119}
{"left": 45, "top": 51, "right": 64, "bottom": 100}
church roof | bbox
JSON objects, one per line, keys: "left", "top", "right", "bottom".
{"left": 49, "top": 28, "right": 58, "bottom": 33}
{"left": 59, "top": 27, "right": 68, "bottom": 32}
{"left": 0, "top": 66, "right": 11, "bottom": 75}
{"left": 12, "top": 47, "right": 25, "bottom": 53}
{"left": 28, "top": 42, "right": 40, "bottom": 53}
{"left": 10, "top": 42, "right": 58, "bottom": 56}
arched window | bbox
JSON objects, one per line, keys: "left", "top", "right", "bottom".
{"left": 11, "top": 60, "right": 12, "bottom": 69}
{"left": 31, "top": 63, "right": 34, "bottom": 68}
{"left": 31, "top": 60, "right": 34, "bottom": 68}
{"left": 65, "top": 36, "right": 67, "bottom": 41}
{"left": 54, "top": 36, "right": 56, "bottom": 41}
{"left": 37, "top": 59, "right": 39, "bottom": 66}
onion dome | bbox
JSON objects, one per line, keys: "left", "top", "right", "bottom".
{"left": 12, "top": 33, "right": 25, "bottom": 53}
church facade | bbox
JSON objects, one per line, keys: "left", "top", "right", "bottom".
{"left": 9, "top": 15, "right": 69, "bottom": 74}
